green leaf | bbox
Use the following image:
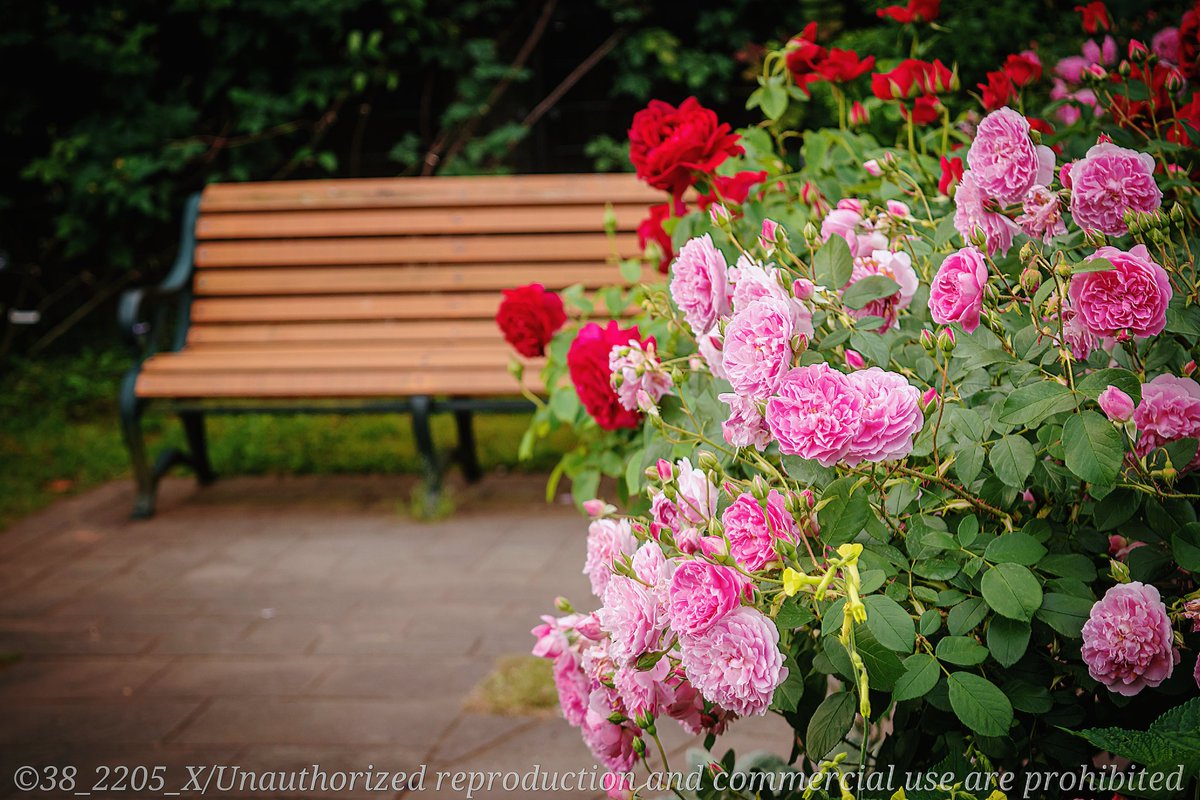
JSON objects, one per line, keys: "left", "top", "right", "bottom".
{"left": 981, "top": 563, "right": 1043, "bottom": 621}
{"left": 1076, "top": 368, "right": 1142, "bottom": 405}
{"left": 984, "top": 532, "right": 1048, "bottom": 565}
{"left": 771, "top": 667, "right": 806, "bottom": 712}
{"left": 947, "top": 597, "right": 989, "bottom": 635}
{"left": 1063, "top": 411, "right": 1124, "bottom": 486}
{"left": 893, "top": 653, "right": 940, "bottom": 702}
{"left": 1173, "top": 523, "right": 1200, "bottom": 572}
{"left": 936, "top": 636, "right": 989, "bottom": 666}
{"left": 954, "top": 443, "right": 985, "bottom": 485}
{"left": 853, "top": 625, "right": 905, "bottom": 691}
{"left": 947, "top": 672, "right": 1013, "bottom": 737}
{"left": 776, "top": 597, "right": 817, "bottom": 630}
{"left": 817, "top": 477, "right": 873, "bottom": 546}
{"left": 813, "top": 235, "right": 853, "bottom": 290}
{"left": 1038, "top": 553, "right": 1097, "bottom": 581}
{"left": 1035, "top": 592, "right": 1093, "bottom": 638}
{"left": 1165, "top": 437, "right": 1199, "bottom": 471}
{"left": 989, "top": 435, "right": 1036, "bottom": 489}
{"left": 806, "top": 692, "right": 856, "bottom": 759}
{"left": 1071, "top": 256, "right": 1114, "bottom": 274}
{"left": 842, "top": 275, "right": 901, "bottom": 310}
{"left": 761, "top": 80, "right": 788, "bottom": 120}
{"left": 999, "top": 383, "right": 1076, "bottom": 426}
{"left": 864, "top": 594, "right": 916, "bottom": 652}
{"left": 986, "top": 617, "right": 1031, "bottom": 667}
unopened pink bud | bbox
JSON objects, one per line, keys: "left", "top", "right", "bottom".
{"left": 863, "top": 159, "right": 882, "bottom": 177}
{"left": 886, "top": 200, "right": 911, "bottom": 218}
{"left": 1185, "top": 360, "right": 1197, "bottom": 376}
{"left": 845, "top": 349, "right": 866, "bottom": 370}
{"left": 708, "top": 203, "right": 730, "bottom": 225}
{"left": 656, "top": 458, "right": 674, "bottom": 482}
{"left": 582, "top": 499, "right": 606, "bottom": 517}
{"left": 793, "top": 278, "right": 815, "bottom": 300}
{"left": 1097, "top": 385, "right": 1135, "bottom": 422}
{"left": 920, "top": 386, "right": 939, "bottom": 411}
{"left": 759, "top": 218, "right": 783, "bottom": 253}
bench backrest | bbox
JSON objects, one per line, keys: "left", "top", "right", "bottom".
{"left": 184, "top": 173, "right": 659, "bottom": 350}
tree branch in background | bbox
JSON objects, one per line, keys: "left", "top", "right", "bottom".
{"left": 512, "top": 27, "right": 628, "bottom": 139}
{"left": 420, "top": 0, "right": 558, "bottom": 176}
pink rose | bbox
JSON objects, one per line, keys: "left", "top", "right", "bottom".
{"left": 953, "top": 171, "right": 1018, "bottom": 256}
{"left": 674, "top": 457, "right": 718, "bottom": 530}
{"left": 1153, "top": 27, "right": 1181, "bottom": 65}
{"left": 966, "top": 107, "right": 1056, "bottom": 204}
{"left": 820, "top": 199, "right": 887, "bottom": 259}
{"left": 1132, "top": 374, "right": 1200, "bottom": 458}
{"left": 1055, "top": 55, "right": 1089, "bottom": 82}
{"left": 765, "top": 363, "right": 866, "bottom": 467}
{"left": 846, "top": 368, "right": 925, "bottom": 463}
{"left": 722, "top": 490, "right": 800, "bottom": 572}
{"left": 722, "top": 297, "right": 795, "bottom": 399}
{"left": 552, "top": 652, "right": 590, "bottom": 727}
{"left": 599, "top": 574, "right": 668, "bottom": 661}
{"left": 1018, "top": 185, "right": 1066, "bottom": 243}
{"left": 1097, "top": 385, "right": 1135, "bottom": 422}
{"left": 1081, "top": 582, "right": 1179, "bottom": 696}
{"left": 844, "top": 248, "right": 919, "bottom": 332}
{"left": 1067, "top": 142, "right": 1162, "bottom": 236}
{"left": 718, "top": 392, "right": 771, "bottom": 451}
{"left": 670, "top": 234, "right": 730, "bottom": 334}
{"left": 609, "top": 339, "right": 673, "bottom": 414}
{"left": 678, "top": 606, "right": 786, "bottom": 717}
{"left": 759, "top": 218, "right": 783, "bottom": 254}
{"left": 584, "top": 518, "right": 637, "bottom": 597}
{"left": 1082, "top": 35, "right": 1118, "bottom": 66}
{"left": 667, "top": 560, "right": 747, "bottom": 636}
{"left": 729, "top": 256, "right": 814, "bottom": 334}
{"left": 1068, "top": 245, "right": 1171, "bottom": 339}
{"left": 928, "top": 246, "right": 988, "bottom": 333}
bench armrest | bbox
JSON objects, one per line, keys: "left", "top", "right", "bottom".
{"left": 119, "top": 193, "right": 202, "bottom": 358}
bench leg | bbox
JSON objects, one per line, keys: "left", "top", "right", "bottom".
{"left": 410, "top": 395, "right": 442, "bottom": 504}
{"left": 454, "top": 409, "right": 482, "bottom": 483}
{"left": 180, "top": 411, "right": 216, "bottom": 486}
{"left": 119, "top": 371, "right": 156, "bottom": 519}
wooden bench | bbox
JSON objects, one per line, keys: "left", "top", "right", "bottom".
{"left": 118, "top": 173, "right": 658, "bottom": 517}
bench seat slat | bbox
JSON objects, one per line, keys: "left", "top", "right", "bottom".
{"left": 192, "top": 293, "right": 500, "bottom": 323}
{"left": 135, "top": 369, "right": 545, "bottom": 398}
{"left": 194, "top": 233, "right": 637, "bottom": 267}
{"left": 195, "top": 204, "right": 646, "bottom": 239}
{"left": 199, "top": 173, "right": 661, "bottom": 212}
{"left": 186, "top": 320, "right": 505, "bottom": 345}
{"left": 193, "top": 263, "right": 626, "bottom": 296}
{"left": 142, "top": 346, "right": 522, "bottom": 371}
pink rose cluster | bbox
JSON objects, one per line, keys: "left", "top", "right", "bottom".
{"left": 955, "top": 108, "right": 1055, "bottom": 256}
{"left": 765, "top": 363, "right": 924, "bottom": 467}
{"left": 609, "top": 339, "right": 674, "bottom": 415}
{"left": 845, "top": 248, "right": 919, "bottom": 332}
{"left": 1081, "top": 582, "right": 1180, "bottom": 696}
{"left": 1132, "top": 374, "right": 1200, "bottom": 461}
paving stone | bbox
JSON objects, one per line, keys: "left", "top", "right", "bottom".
{"left": 0, "top": 655, "right": 170, "bottom": 699}
{"left": 0, "top": 699, "right": 204, "bottom": 745}
{"left": 143, "top": 656, "right": 329, "bottom": 697}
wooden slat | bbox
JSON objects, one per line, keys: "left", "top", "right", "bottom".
{"left": 191, "top": 294, "right": 501, "bottom": 323}
{"left": 193, "top": 263, "right": 624, "bottom": 296}
{"left": 186, "top": 320, "right": 504, "bottom": 346}
{"left": 200, "top": 173, "right": 661, "bottom": 212}
{"left": 194, "top": 233, "right": 637, "bottom": 267}
{"left": 135, "top": 369, "right": 544, "bottom": 398}
{"left": 196, "top": 205, "right": 646, "bottom": 239}
{"left": 142, "top": 346, "right": 518, "bottom": 372}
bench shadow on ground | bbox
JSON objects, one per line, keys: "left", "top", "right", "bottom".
{"left": 0, "top": 474, "right": 793, "bottom": 799}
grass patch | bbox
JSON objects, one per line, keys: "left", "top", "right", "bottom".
{"left": 463, "top": 655, "right": 558, "bottom": 716}
{"left": 0, "top": 348, "right": 572, "bottom": 530}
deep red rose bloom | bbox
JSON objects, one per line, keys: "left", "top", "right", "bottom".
{"left": 873, "top": 59, "right": 954, "bottom": 100}
{"left": 568, "top": 321, "right": 647, "bottom": 430}
{"left": 1179, "top": 0, "right": 1200, "bottom": 79}
{"left": 939, "top": 155, "right": 964, "bottom": 196}
{"left": 979, "top": 70, "right": 1015, "bottom": 111}
{"left": 496, "top": 283, "right": 567, "bottom": 358}
{"left": 901, "top": 94, "right": 941, "bottom": 125}
{"left": 1004, "top": 52, "right": 1043, "bottom": 87}
{"left": 877, "top": 0, "right": 940, "bottom": 24}
{"left": 1075, "top": 1, "right": 1111, "bottom": 33}
{"left": 785, "top": 23, "right": 827, "bottom": 94}
{"left": 1026, "top": 117, "right": 1055, "bottom": 136}
{"left": 629, "top": 98, "right": 743, "bottom": 199}
{"left": 816, "top": 48, "right": 876, "bottom": 83}
{"left": 698, "top": 170, "right": 768, "bottom": 210}
{"left": 637, "top": 201, "right": 684, "bottom": 274}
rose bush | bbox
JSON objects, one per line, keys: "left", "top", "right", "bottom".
{"left": 509, "top": 4, "right": 1200, "bottom": 797}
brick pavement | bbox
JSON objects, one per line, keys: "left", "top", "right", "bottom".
{"left": 0, "top": 475, "right": 793, "bottom": 799}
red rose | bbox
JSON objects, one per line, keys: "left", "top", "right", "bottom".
{"left": 939, "top": 155, "right": 964, "bottom": 196}
{"left": 877, "top": 0, "right": 940, "bottom": 24}
{"left": 785, "top": 23, "right": 827, "bottom": 94}
{"left": 901, "top": 94, "right": 941, "bottom": 125}
{"left": 978, "top": 70, "right": 1014, "bottom": 111}
{"left": 567, "top": 321, "right": 646, "bottom": 430}
{"left": 816, "top": 48, "right": 876, "bottom": 83}
{"left": 1004, "top": 52, "right": 1043, "bottom": 87}
{"left": 1075, "top": 1, "right": 1111, "bottom": 33}
{"left": 1179, "top": 0, "right": 1200, "bottom": 79}
{"left": 496, "top": 283, "right": 567, "bottom": 358}
{"left": 698, "top": 170, "right": 768, "bottom": 210}
{"left": 628, "top": 98, "right": 743, "bottom": 199}
{"left": 872, "top": 59, "right": 954, "bottom": 100}
{"left": 637, "top": 202, "right": 683, "bottom": 274}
